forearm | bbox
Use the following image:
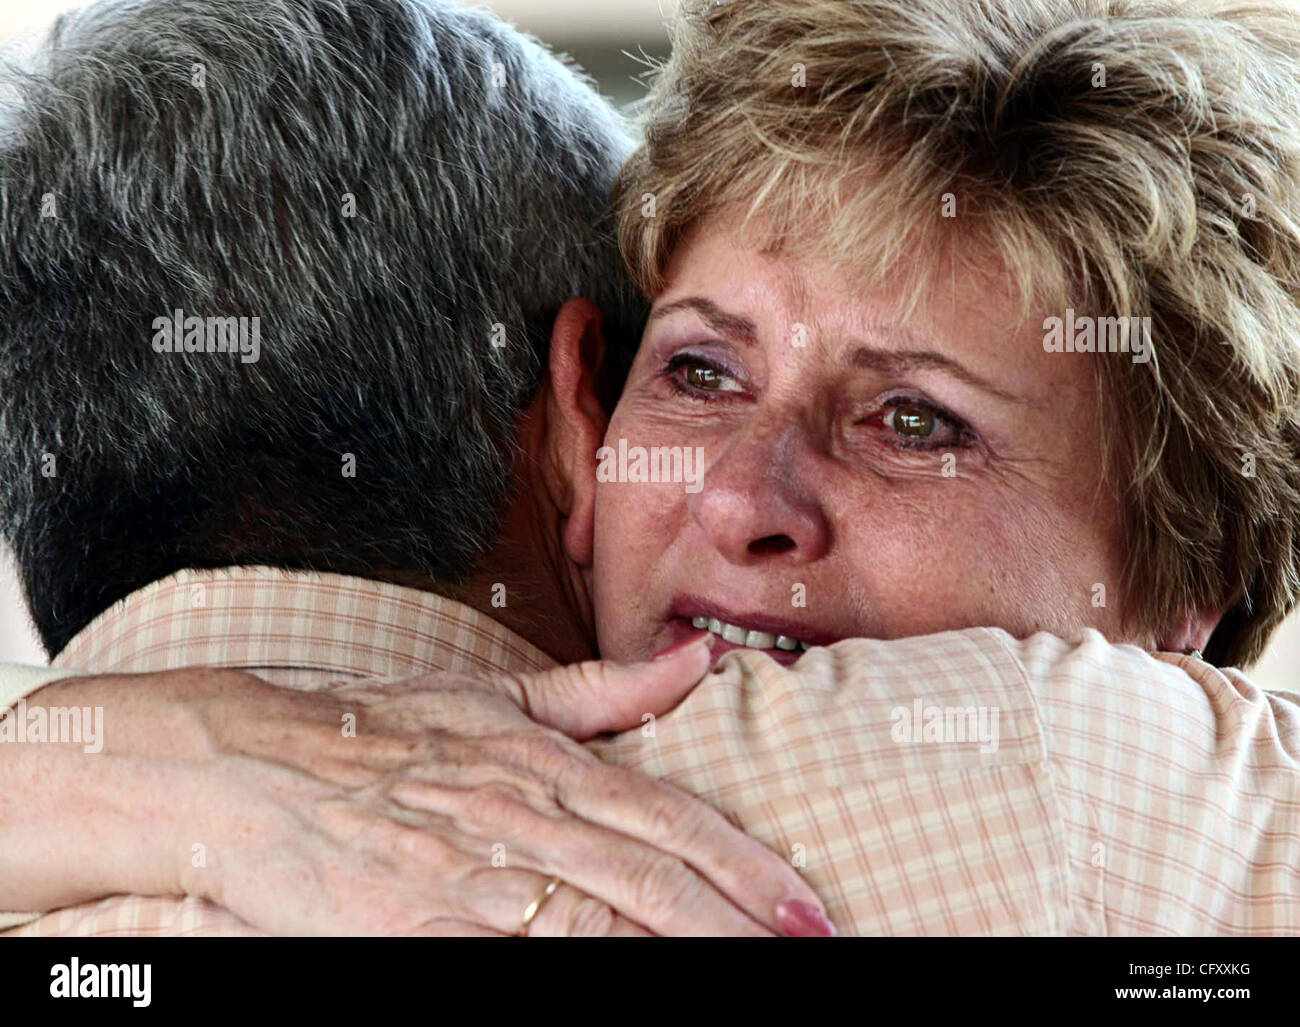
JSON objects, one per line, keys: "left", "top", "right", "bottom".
{"left": 0, "top": 670, "right": 241, "bottom": 913}
{"left": 0, "top": 747, "right": 191, "bottom": 912}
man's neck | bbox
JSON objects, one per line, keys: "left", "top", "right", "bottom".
{"left": 365, "top": 558, "right": 592, "bottom": 666}
{"left": 353, "top": 392, "right": 597, "bottom": 665}
{"left": 365, "top": 483, "right": 595, "bottom": 666}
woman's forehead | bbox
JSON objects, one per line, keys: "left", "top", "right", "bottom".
{"left": 649, "top": 213, "right": 1074, "bottom": 405}
{"left": 660, "top": 204, "right": 1061, "bottom": 322}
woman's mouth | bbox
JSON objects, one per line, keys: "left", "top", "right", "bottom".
{"left": 666, "top": 596, "right": 840, "bottom": 665}
{"left": 688, "top": 615, "right": 811, "bottom": 652}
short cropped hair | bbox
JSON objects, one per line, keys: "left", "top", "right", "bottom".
{"left": 0, "top": 0, "right": 641, "bottom": 654}
{"left": 618, "top": 0, "right": 1300, "bottom": 666}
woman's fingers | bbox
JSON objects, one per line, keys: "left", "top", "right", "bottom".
{"left": 550, "top": 754, "right": 831, "bottom": 937}
{"left": 458, "top": 726, "right": 830, "bottom": 936}
{"left": 524, "top": 883, "right": 653, "bottom": 937}
{"left": 528, "top": 817, "right": 777, "bottom": 937}
{"left": 389, "top": 762, "right": 778, "bottom": 937}
{"left": 451, "top": 869, "right": 652, "bottom": 937}
{"left": 190, "top": 662, "right": 827, "bottom": 936}
{"left": 487, "top": 637, "right": 714, "bottom": 739}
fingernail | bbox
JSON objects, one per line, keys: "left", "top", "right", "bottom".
{"left": 651, "top": 631, "right": 714, "bottom": 661}
{"left": 777, "top": 899, "right": 836, "bottom": 938}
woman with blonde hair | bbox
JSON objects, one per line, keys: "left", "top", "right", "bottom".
{"left": 587, "top": 0, "right": 1300, "bottom": 669}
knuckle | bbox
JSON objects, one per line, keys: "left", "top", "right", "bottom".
{"left": 525, "top": 731, "right": 589, "bottom": 771}
{"left": 458, "top": 782, "right": 528, "bottom": 829}
{"left": 630, "top": 853, "right": 695, "bottom": 913}
{"left": 564, "top": 895, "right": 618, "bottom": 937}
{"left": 390, "top": 820, "right": 461, "bottom": 870}
{"left": 514, "top": 733, "right": 593, "bottom": 798}
{"left": 640, "top": 791, "right": 698, "bottom": 841}
{"left": 491, "top": 672, "right": 531, "bottom": 714}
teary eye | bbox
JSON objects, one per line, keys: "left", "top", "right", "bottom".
{"left": 889, "top": 403, "right": 937, "bottom": 438}
{"left": 685, "top": 364, "right": 728, "bottom": 390}
{"left": 666, "top": 354, "right": 745, "bottom": 395}
{"left": 863, "top": 396, "right": 974, "bottom": 451}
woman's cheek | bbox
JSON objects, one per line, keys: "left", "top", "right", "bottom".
{"left": 834, "top": 485, "right": 1021, "bottom": 628}
{"left": 594, "top": 472, "right": 676, "bottom": 568}
{"left": 592, "top": 479, "right": 682, "bottom": 660}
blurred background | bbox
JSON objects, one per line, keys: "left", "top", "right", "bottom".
{"left": 0, "top": 0, "right": 1295, "bottom": 689}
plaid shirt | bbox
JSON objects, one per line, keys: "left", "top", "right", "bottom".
{"left": 4, "top": 566, "right": 1298, "bottom": 935}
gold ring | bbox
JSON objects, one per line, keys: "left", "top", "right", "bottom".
{"left": 517, "top": 876, "right": 563, "bottom": 937}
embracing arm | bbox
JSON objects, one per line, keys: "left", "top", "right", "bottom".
{"left": 0, "top": 654, "right": 830, "bottom": 936}
{"left": 0, "top": 665, "right": 77, "bottom": 927}
{"left": 0, "top": 667, "right": 228, "bottom": 926}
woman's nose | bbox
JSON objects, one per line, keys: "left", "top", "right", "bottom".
{"left": 687, "top": 426, "right": 830, "bottom": 567}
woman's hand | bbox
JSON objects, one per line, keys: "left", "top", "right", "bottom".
{"left": 7, "top": 646, "right": 832, "bottom": 936}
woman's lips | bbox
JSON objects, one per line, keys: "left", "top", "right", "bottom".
{"left": 664, "top": 595, "right": 843, "bottom": 666}
{"left": 687, "top": 615, "right": 809, "bottom": 652}
{"left": 664, "top": 617, "right": 803, "bottom": 666}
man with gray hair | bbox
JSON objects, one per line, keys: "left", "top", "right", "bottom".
{"left": 1, "top": 0, "right": 639, "bottom": 652}
{"left": 0, "top": 0, "right": 828, "bottom": 936}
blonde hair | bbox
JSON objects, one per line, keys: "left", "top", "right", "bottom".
{"left": 617, "top": 0, "right": 1300, "bottom": 666}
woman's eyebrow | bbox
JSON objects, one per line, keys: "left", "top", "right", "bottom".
{"left": 846, "top": 345, "right": 1031, "bottom": 405}
{"left": 648, "top": 296, "right": 758, "bottom": 346}
{"left": 650, "top": 296, "right": 1031, "bottom": 406}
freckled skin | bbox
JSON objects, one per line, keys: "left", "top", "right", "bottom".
{"left": 589, "top": 213, "right": 1134, "bottom": 662}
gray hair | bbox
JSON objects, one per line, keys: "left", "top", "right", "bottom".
{"left": 0, "top": 0, "right": 642, "bottom": 653}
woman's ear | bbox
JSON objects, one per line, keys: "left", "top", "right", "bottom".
{"left": 543, "top": 297, "right": 610, "bottom": 569}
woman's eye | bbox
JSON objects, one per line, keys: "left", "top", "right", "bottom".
{"left": 888, "top": 403, "right": 938, "bottom": 439}
{"left": 871, "top": 398, "right": 971, "bottom": 449}
{"left": 685, "top": 364, "right": 726, "bottom": 390}
{"left": 668, "top": 356, "right": 744, "bottom": 394}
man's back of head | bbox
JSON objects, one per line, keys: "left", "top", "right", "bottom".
{"left": 0, "top": 0, "right": 642, "bottom": 655}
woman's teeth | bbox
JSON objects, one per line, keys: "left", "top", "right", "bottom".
{"left": 690, "top": 616, "right": 811, "bottom": 651}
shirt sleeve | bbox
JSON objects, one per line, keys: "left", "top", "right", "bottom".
{"left": 591, "top": 627, "right": 1300, "bottom": 935}
{"left": 0, "top": 662, "right": 81, "bottom": 711}
{"left": 1010, "top": 631, "right": 1300, "bottom": 934}
{"left": 0, "top": 661, "right": 87, "bottom": 930}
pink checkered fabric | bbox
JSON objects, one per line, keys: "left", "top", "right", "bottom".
{"left": 6, "top": 566, "right": 1298, "bottom": 936}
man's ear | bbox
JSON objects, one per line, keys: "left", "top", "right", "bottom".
{"left": 543, "top": 297, "right": 610, "bottom": 570}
